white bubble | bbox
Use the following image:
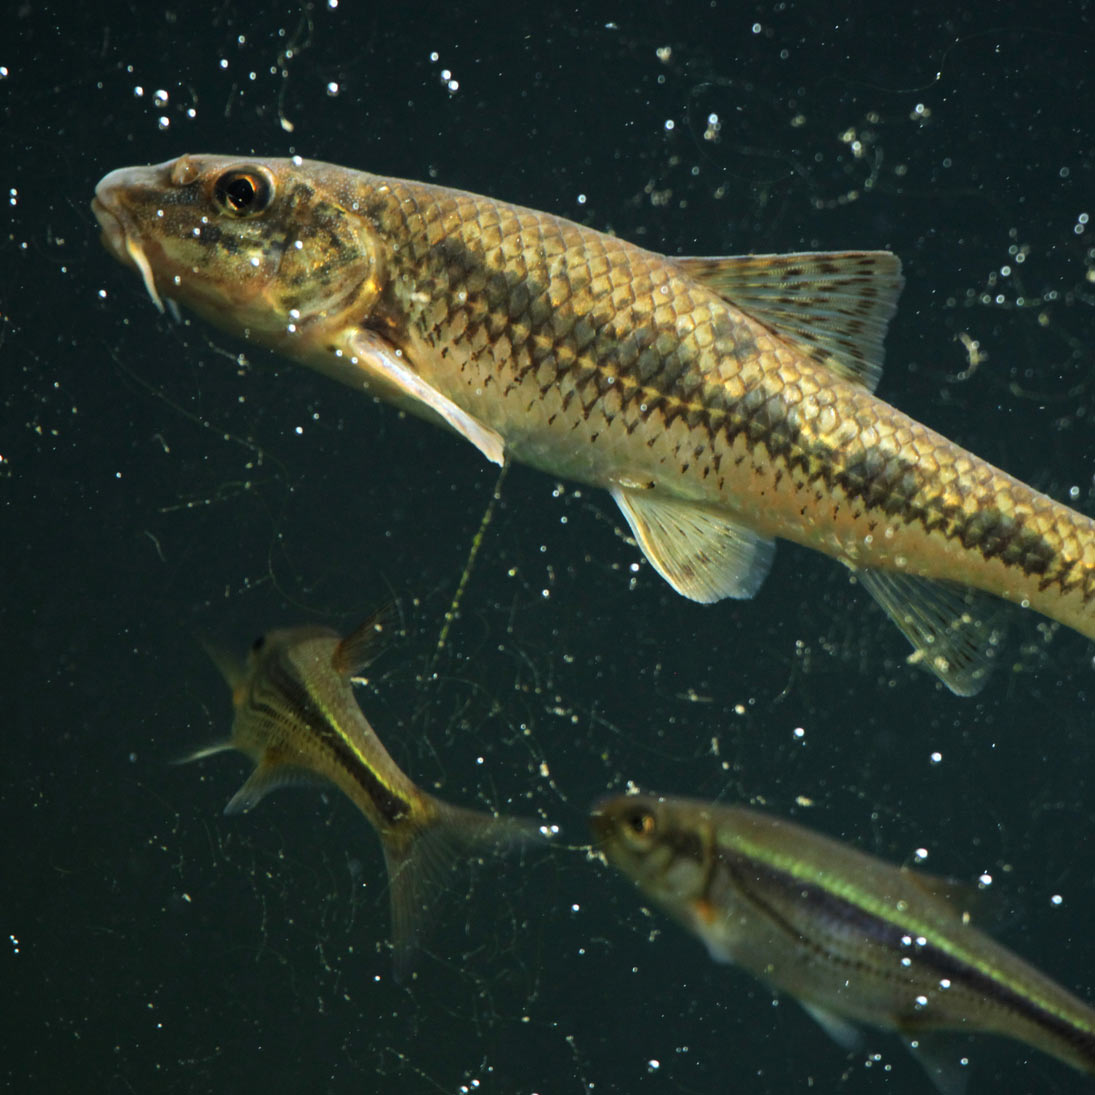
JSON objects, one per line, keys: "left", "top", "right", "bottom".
{"left": 326, "top": 81, "right": 340, "bottom": 96}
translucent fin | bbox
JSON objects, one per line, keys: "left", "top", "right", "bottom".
{"left": 172, "top": 740, "right": 236, "bottom": 766}
{"left": 677, "top": 251, "right": 903, "bottom": 392}
{"left": 855, "top": 569, "right": 1007, "bottom": 695}
{"left": 124, "top": 233, "right": 165, "bottom": 313}
{"left": 800, "top": 1001, "right": 864, "bottom": 1052}
{"left": 199, "top": 637, "right": 247, "bottom": 704}
{"left": 332, "top": 604, "right": 393, "bottom": 679}
{"left": 349, "top": 329, "right": 505, "bottom": 465}
{"left": 901, "top": 1033, "right": 971, "bottom": 1095}
{"left": 382, "top": 799, "right": 544, "bottom": 981}
{"left": 899, "top": 866, "right": 984, "bottom": 923}
{"left": 223, "top": 762, "right": 324, "bottom": 815}
{"left": 611, "top": 486, "right": 775, "bottom": 602}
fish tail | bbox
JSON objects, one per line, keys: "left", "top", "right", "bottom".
{"left": 380, "top": 798, "right": 544, "bottom": 980}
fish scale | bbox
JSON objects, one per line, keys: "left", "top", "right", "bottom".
{"left": 369, "top": 177, "right": 1095, "bottom": 602}
{"left": 92, "top": 155, "right": 1095, "bottom": 690}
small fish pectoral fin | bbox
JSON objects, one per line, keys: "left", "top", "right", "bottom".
{"left": 611, "top": 486, "right": 775, "bottom": 602}
{"left": 348, "top": 329, "right": 505, "bottom": 466}
{"left": 172, "top": 740, "right": 236, "bottom": 766}
{"left": 677, "top": 251, "right": 903, "bottom": 392}
{"left": 223, "top": 762, "right": 324, "bottom": 815}
{"left": 855, "top": 569, "right": 1007, "bottom": 696}
{"left": 383, "top": 800, "right": 544, "bottom": 982}
{"left": 799, "top": 1001, "right": 864, "bottom": 1052}
{"left": 900, "top": 1032, "right": 972, "bottom": 1095}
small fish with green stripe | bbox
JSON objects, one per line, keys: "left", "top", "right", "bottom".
{"left": 592, "top": 792, "right": 1095, "bottom": 1091}
{"left": 182, "top": 610, "right": 541, "bottom": 977}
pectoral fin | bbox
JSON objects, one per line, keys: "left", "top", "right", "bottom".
{"left": 611, "top": 486, "right": 775, "bottom": 602}
{"left": 855, "top": 569, "right": 1007, "bottom": 696}
{"left": 348, "top": 329, "right": 505, "bottom": 465}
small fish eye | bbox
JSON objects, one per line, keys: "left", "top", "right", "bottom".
{"left": 625, "top": 808, "right": 656, "bottom": 838}
{"left": 251, "top": 635, "right": 266, "bottom": 652}
{"left": 214, "top": 168, "right": 273, "bottom": 217}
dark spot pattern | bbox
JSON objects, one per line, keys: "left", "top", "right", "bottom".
{"left": 350, "top": 177, "right": 1094, "bottom": 609}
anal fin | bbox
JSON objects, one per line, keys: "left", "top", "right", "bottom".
{"left": 800, "top": 1001, "right": 864, "bottom": 1052}
{"left": 856, "top": 569, "right": 1007, "bottom": 696}
{"left": 611, "top": 486, "right": 775, "bottom": 603}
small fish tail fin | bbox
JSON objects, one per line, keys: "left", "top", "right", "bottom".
{"left": 381, "top": 798, "right": 545, "bottom": 980}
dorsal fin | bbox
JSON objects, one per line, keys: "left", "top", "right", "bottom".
{"left": 332, "top": 604, "right": 394, "bottom": 678}
{"left": 677, "top": 251, "right": 903, "bottom": 392}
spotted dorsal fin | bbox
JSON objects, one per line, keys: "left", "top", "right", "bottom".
{"left": 677, "top": 251, "right": 903, "bottom": 392}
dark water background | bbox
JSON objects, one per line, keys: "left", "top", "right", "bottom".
{"left": 6, "top": 3, "right": 1095, "bottom": 1092}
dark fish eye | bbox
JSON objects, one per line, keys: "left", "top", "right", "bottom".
{"left": 251, "top": 635, "right": 266, "bottom": 653}
{"left": 214, "top": 168, "right": 273, "bottom": 217}
{"left": 625, "top": 808, "right": 656, "bottom": 838}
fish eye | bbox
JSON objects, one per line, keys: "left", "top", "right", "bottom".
{"left": 251, "top": 635, "right": 266, "bottom": 653}
{"left": 214, "top": 168, "right": 274, "bottom": 217}
{"left": 624, "top": 807, "right": 657, "bottom": 840}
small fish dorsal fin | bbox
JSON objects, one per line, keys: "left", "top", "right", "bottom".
{"left": 677, "top": 251, "right": 903, "bottom": 392}
{"left": 332, "top": 605, "right": 394, "bottom": 678}
{"left": 854, "top": 569, "right": 1007, "bottom": 695}
{"left": 611, "top": 485, "right": 775, "bottom": 602}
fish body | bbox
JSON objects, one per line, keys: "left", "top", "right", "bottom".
{"left": 185, "top": 613, "right": 537, "bottom": 975}
{"left": 93, "top": 156, "right": 1095, "bottom": 691}
{"left": 592, "top": 792, "right": 1095, "bottom": 1088}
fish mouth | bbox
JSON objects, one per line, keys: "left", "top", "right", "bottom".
{"left": 92, "top": 170, "right": 165, "bottom": 313}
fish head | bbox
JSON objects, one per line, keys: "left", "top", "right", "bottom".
{"left": 592, "top": 793, "right": 717, "bottom": 903}
{"left": 592, "top": 793, "right": 677, "bottom": 879}
{"left": 92, "top": 154, "right": 383, "bottom": 352}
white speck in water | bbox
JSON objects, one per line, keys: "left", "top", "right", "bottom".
{"left": 577, "top": 193, "right": 587, "bottom": 205}
{"left": 250, "top": 256, "right": 261, "bottom": 267}
{"left": 930, "top": 750, "right": 943, "bottom": 764}
{"left": 326, "top": 81, "right": 340, "bottom": 97}
{"left": 979, "top": 872, "right": 993, "bottom": 887}
{"left": 914, "top": 847, "right": 928, "bottom": 862}
{"left": 664, "top": 119, "right": 675, "bottom": 131}
{"left": 157, "top": 116, "right": 170, "bottom": 130}
{"left": 219, "top": 58, "right": 228, "bottom": 70}
{"left": 292, "top": 155, "right": 303, "bottom": 166}
{"left": 294, "top": 425, "right": 303, "bottom": 435}
{"left": 1051, "top": 893, "right": 1064, "bottom": 906}
{"left": 647, "top": 1060, "right": 660, "bottom": 1072}
{"left": 133, "top": 85, "right": 144, "bottom": 97}
{"left": 153, "top": 88, "right": 169, "bottom": 106}
{"left": 327, "top": 0, "right": 338, "bottom": 8}
{"left": 793, "top": 726, "right": 805, "bottom": 740}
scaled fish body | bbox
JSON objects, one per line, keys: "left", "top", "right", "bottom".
{"left": 93, "top": 156, "right": 1095, "bottom": 692}
{"left": 185, "top": 613, "right": 536, "bottom": 976}
{"left": 593, "top": 792, "right": 1095, "bottom": 1090}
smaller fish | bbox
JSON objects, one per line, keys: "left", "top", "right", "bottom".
{"left": 592, "top": 792, "right": 1095, "bottom": 1092}
{"left": 182, "top": 610, "right": 540, "bottom": 976}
